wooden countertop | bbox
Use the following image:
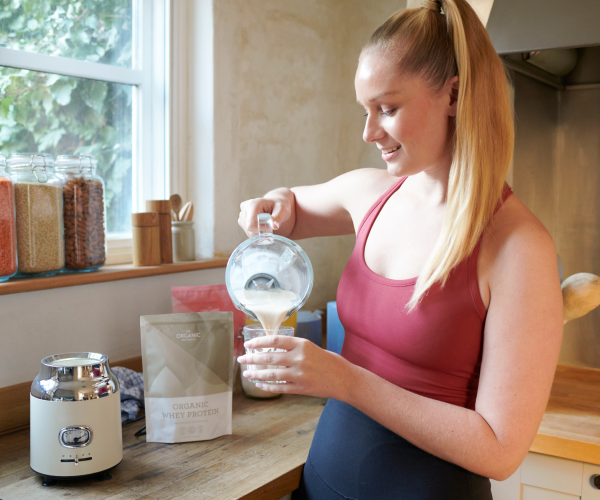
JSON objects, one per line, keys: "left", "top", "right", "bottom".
{"left": 2, "top": 364, "right": 600, "bottom": 499}
{"left": 531, "top": 364, "right": 600, "bottom": 465}
{"left": 0, "top": 389, "right": 327, "bottom": 500}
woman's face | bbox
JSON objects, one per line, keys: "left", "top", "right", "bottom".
{"left": 355, "top": 49, "right": 458, "bottom": 178}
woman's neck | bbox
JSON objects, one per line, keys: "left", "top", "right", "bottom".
{"left": 404, "top": 159, "right": 452, "bottom": 207}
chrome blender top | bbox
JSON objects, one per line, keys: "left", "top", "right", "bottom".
{"left": 31, "top": 352, "right": 119, "bottom": 401}
{"left": 225, "top": 213, "right": 314, "bottom": 322}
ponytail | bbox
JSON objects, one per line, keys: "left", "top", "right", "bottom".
{"left": 363, "top": 0, "right": 514, "bottom": 312}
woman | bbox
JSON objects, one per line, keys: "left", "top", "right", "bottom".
{"left": 236, "top": 1, "right": 563, "bottom": 498}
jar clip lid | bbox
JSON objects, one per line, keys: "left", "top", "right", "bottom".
{"left": 30, "top": 154, "right": 48, "bottom": 184}
{"left": 78, "top": 155, "right": 93, "bottom": 182}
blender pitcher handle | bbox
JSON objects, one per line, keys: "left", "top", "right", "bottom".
{"left": 257, "top": 213, "right": 274, "bottom": 244}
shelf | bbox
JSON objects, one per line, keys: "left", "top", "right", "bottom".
{"left": 0, "top": 258, "right": 229, "bottom": 296}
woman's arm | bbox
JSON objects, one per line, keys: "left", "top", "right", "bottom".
{"left": 238, "top": 168, "right": 394, "bottom": 239}
{"left": 238, "top": 201, "right": 563, "bottom": 480}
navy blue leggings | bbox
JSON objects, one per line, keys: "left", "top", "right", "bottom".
{"left": 292, "top": 399, "right": 492, "bottom": 500}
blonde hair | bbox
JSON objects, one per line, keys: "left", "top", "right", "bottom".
{"left": 363, "top": 0, "right": 514, "bottom": 311}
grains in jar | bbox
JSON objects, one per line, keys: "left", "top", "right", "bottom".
{"left": 56, "top": 156, "right": 106, "bottom": 272}
{"left": 7, "top": 154, "right": 65, "bottom": 277}
{"left": 13, "top": 182, "right": 65, "bottom": 274}
{"left": 0, "top": 166, "right": 18, "bottom": 280}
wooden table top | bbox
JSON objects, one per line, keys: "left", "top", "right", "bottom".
{"left": 2, "top": 364, "right": 600, "bottom": 499}
{"left": 531, "top": 364, "right": 600, "bottom": 465}
{"left": 0, "top": 388, "right": 327, "bottom": 500}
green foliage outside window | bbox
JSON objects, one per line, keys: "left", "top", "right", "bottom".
{"left": 0, "top": 0, "right": 134, "bottom": 234}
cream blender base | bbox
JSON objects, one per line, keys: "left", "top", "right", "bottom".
{"left": 30, "top": 352, "right": 123, "bottom": 486}
{"left": 30, "top": 396, "right": 123, "bottom": 480}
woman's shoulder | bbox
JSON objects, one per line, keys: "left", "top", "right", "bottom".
{"left": 491, "top": 193, "right": 553, "bottom": 246}
{"left": 335, "top": 168, "right": 399, "bottom": 225}
{"left": 479, "top": 192, "right": 558, "bottom": 292}
{"left": 336, "top": 167, "right": 398, "bottom": 193}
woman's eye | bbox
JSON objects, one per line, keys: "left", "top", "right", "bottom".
{"left": 381, "top": 109, "right": 396, "bottom": 116}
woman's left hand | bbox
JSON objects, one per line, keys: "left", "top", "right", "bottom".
{"left": 236, "top": 335, "right": 354, "bottom": 399}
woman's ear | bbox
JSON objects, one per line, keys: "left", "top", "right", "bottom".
{"left": 447, "top": 76, "right": 459, "bottom": 117}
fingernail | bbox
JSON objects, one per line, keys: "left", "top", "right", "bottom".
{"left": 273, "top": 221, "right": 280, "bottom": 229}
{"left": 237, "top": 356, "right": 245, "bottom": 363}
{"left": 255, "top": 383, "right": 263, "bottom": 389}
{"left": 243, "top": 370, "right": 250, "bottom": 377}
{"left": 244, "top": 341, "right": 252, "bottom": 348}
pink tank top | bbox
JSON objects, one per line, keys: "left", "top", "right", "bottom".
{"left": 337, "top": 176, "right": 513, "bottom": 410}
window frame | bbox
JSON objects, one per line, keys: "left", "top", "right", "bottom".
{"left": 0, "top": 0, "right": 170, "bottom": 265}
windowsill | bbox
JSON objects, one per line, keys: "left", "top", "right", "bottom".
{"left": 0, "top": 258, "right": 229, "bottom": 296}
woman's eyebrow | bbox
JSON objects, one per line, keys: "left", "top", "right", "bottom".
{"left": 357, "top": 90, "right": 403, "bottom": 105}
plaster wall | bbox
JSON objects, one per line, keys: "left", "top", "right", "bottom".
{"left": 511, "top": 72, "right": 559, "bottom": 238}
{"left": 205, "top": 0, "right": 403, "bottom": 310}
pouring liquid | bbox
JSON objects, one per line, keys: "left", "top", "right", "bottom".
{"left": 235, "top": 289, "right": 298, "bottom": 333}
{"left": 236, "top": 289, "right": 298, "bottom": 386}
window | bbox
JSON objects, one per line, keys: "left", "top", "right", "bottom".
{"left": 0, "top": 0, "right": 169, "bottom": 264}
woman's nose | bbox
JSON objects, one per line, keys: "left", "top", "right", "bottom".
{"left": 363, "top": 115, "right": 385, "bottom": 143}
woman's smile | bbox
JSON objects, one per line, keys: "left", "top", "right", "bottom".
{"left": 380, "top": 144, "right": 401, "bottom": 161}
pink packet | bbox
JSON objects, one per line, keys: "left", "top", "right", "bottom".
{"left": 172, "top": 285, "right": 246, "bottom": 358}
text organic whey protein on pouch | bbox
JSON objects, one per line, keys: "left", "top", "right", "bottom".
{"left": 140, "top": 312, "right": 233, "bottom": 443}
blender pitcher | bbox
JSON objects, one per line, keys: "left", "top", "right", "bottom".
{"left": 226, "top": 213, "right": 313, "bottom": 332}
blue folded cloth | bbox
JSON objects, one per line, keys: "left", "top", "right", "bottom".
{"left": 112, "top": 366, "right": 144, "bottom": 422}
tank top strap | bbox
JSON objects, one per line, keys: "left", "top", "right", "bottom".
{"left": 356, "top": 176, "right": 407, "bottom": 237}
{"left": 494, "top": 183, "right": 513, "bottom": 215}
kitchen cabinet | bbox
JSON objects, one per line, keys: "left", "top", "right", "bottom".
{"left": 491, "top": 453, "right": 600, "bottom": 499}
{"left": 521, "top": 485, "right": 580, "bottom": 499}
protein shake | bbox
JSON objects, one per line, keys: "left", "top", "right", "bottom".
{"left": 235, "top": 288, "right": 297, "bottom": 384}
{"left": 234, "top": 289, "right": 298, "bottom": 333}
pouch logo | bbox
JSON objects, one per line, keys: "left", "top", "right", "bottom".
{"left": 176, "top": 329, "right": 202, "bottom": 341}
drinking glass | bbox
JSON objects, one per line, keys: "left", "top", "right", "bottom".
{"left": 242, "top": 325, "right": 293, "bottom": 384}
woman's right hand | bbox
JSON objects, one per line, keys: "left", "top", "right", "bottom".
{"left": 238, "top": 194, "right": 293, "bottom": 238}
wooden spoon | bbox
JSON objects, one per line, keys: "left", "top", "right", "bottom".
{"left": 179, "top": 201, "right": 192, "bottom": 222}
{"left": 170, "top": 194, "right": 182, "bottom": 221}
{"left": 562, "top": 272, "right": 600, "bottom": 324}
{"left": 185, "top": 202, "right": 194, "bottom": 221}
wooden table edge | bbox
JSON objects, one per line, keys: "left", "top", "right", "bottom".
{"left": 531, "top": 433, "right": 600, "bottom": 466}
{"left": 238, "top": 464, "right": 304, "bottom": 500}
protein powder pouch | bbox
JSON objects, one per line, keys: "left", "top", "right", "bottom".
{"left": 140, "top": 312, "right": 233, "bottom": 443}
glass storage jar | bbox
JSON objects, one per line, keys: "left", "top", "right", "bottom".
{"left": 55, "top": 155, "right": 107, "bottom": 272}
{"left": 0, "top": 154, "right": 18, "bottom": 281}
{"left": 7, "top": 154, "right": 64, "bottom": 277}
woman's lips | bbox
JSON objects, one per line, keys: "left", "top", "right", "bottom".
{"left": 381, "top": 145, "right": 401, "bottom": 161}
